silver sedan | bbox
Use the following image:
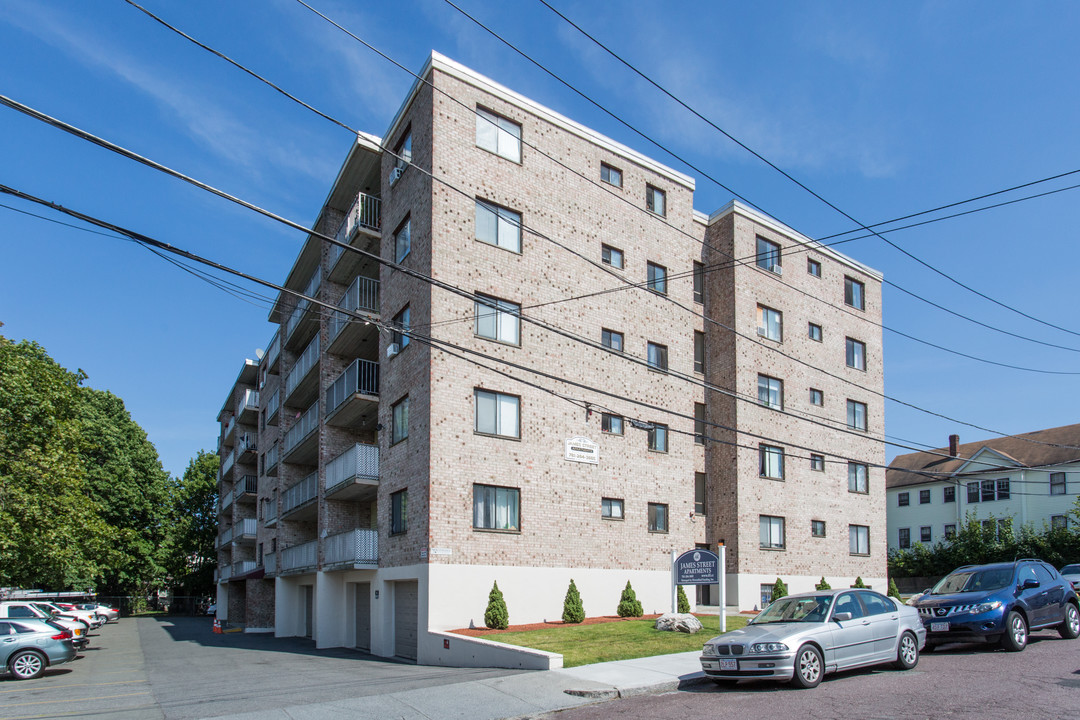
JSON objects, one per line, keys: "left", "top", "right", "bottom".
{"left": 700, "top": 589, "right": 926, "bottom": 688}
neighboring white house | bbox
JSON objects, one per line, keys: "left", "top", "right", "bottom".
{"left": 886, "top": 425, "right": 1080, "bottom": 552}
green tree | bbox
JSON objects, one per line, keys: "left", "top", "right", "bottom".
{"left": 616, "top": 580, "right": 643, "bottom": 617}
{"left": 852, "top": 576, "right": 867, "bottom": 588}
{"left": 887, "top": 578, "right": 902, "bottom": 600}
{"left": 770, "top": 577, "right": 788, "bottom": 602}
{"left": 163, "top": 451, "right": 219, "bottom": 596}
{"left": 484, "top": 581, "right": 509, "bottom": 629}
{"left": 815, "top": 576, "right": 831, "bottom": 591}
{"left": 677, "top": 585, "right": 690, "bottom": 613}
{"left": 562, "top": 579, "right": 585, "bottom": 623}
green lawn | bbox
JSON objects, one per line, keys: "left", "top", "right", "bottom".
{"left": 484, "top": 615, "right": 750, "bottom": 668}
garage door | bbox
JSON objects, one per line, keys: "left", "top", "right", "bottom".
{"left": 355, "top": 582, "right": 371, "bottom": 652}
{"left": 394, "top": 581, "right": 418, "bottom": 661}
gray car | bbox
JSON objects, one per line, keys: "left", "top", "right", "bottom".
{"left": 700, "top": 589, "right": 926, "bottom": 688}
{"left": 0, "top": 619, "right": 78, "bottom": 680}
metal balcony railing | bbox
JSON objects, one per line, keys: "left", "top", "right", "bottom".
{"left": 329, "top": 276, "right": 380, "bottom": 342}
{"left": 231, "top": 560, "right": 257, "bottom": 577}
{"left": 237, "top": 433, "right": 257, "bottom": 456}
{"left": 265, "top": 442, "right": 279, "bottom": 474}
{"left": 328, "top": 193, "right": 381, "bottom": 270}
{"left": 235, "top": 518, "right": 257, "bottom": 538}
{"left": 285, "top": 270, "right": 322, "bottom": 341}
{"left": 326, "top": 360, "right": 379, "bottom": 416}
{"left": 222, "top": 415, "right": 236, "bottom": 439}
{"left": 218, "top": 564, "right": 232, "bottom": 582}
{"left": 265, "top": 389, "right": 279, "bottom": 422}
{"left": 280, "top": 539, "right": 318, "bottom": 572}
{"left": 221, "top": 489, "right": 234, "bottom": 512}
{"left": 324, "top": 529, "right": 378, "bottom": 566}
{"left": 266, "top": 331, "right": 280, "bottom": 369}
{"left": 264, "top": 497, "right": 278, "bottom": 524}
{"left": 284, "top": 335, "right": 320, "bottom": 399}
{"left": 238, "top": 388, "right": 259, "bottom": 414}
{"left": 218, "top": 526, "right": 233, "bottom": 547}
{"left": 281, "top": 471, "right": 317, "bottom": 516}
{"left": 221, "top": 448, "right": 236, "bottom": 476}
{"left": 235, "top": 474, "right": 257, "bottom": 497}
{"left": 283, "top": 402, "right": 318, "bottom": 456}
{"left": 326, "top": 443, "right": 380, "bottom": 490}
{"left": 263, "top": 552, "right": 276, "bottom": 574}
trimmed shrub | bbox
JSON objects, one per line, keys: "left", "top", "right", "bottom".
{"left": 770, "top": 577, "right": 788, "bottom": 602}
{"left": 888, "top": 578, "right": 902, "bottom": 600}
{"left": 853, "top": 576, "right": 868, "bottom": 589}
{"left": 562, "top": 579, "right": 585, "bottom": 624}
{"left": 617, "top": 581, "right": 644, "bottom": 617}
{"left": 815, "top": 576, "right": 831, "bottom": 591}
{"left": 484, "top": 581, "right": 509, "bottom": 630}
{"left": 677, "top": 585, "right": 690, "bottom": 613}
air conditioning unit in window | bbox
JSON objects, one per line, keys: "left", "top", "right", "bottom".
{"left": 386, "top": 343, "right": 400, "bottom": 358}
{"left": 756, "top": 327, "right": 767, "bottom": 337}
{"left": 389, "top": 165, "right": 405, "bottom": 185}
{"left": 770, "top": 264, "right": 782, "bottom": 275}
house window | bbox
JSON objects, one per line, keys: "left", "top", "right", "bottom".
{"left": 647, "top": 342, "right": 668, "bottom": 372}
{"left": 648, "top": 502, "right": 669, "bottom": 532}
{"left": 475, "top": 107, "right": 521, "bottom": 162}
{"left": 760, "top": 515, "right": 785, "bottom": 549}
{"left": 391, "top": 489, "right": 407, "bottom": 534}
{"left": 475, "top": 200, "right": 522, "bottom": 253}
{"left": 601, "top": 328, "right": 624, "bottom": 352}
{"left": 392, "top": 128, "right": 412, "bottom": 180}
{"left": 475, "top": 294, "right": 520, "bottom": 345}
{"left": 601, "top": 162, "right": 622, "bottom": 187}
{"left": 392, "top": 305, "right": 411, "bottom": 351}
{"left": 980, "top": 479, "right": 996, "bottom": 502}
{"left": 693, "top": 262, "right": 705, "bottom": 304}
{"left": 648, "top": 423, "right": 668, "bottom": 452}
{"left": 809, "top": 323, "right": 823, "bottom": 342}
{"left": 848, "top": 462, "right": 868, "bottom": 493}
{"left": 845, "top": 276, "right": 865, "bottom": 310}
{"left": 944, "top": 524, "right": 956, "bottom": 539}
{"left": 898, "top": 492, "right": 909, "bottom": 506}
{"left": 849, "top": 525, "right": 870, "bottom": 555}
{"left": 810, "top": 388, "right": 824, "bottom": 406}
{"left": 694, "top": 403, "right": 706, "bottom": 445}
{"left": 695, "top": 472, "right": 707, "bottom": 515}
{"left": 757, "top": 305, "right": 782, "bottom": 341}
{"left": 756, "top": 237, "right": 781, "bottom": 272}
{"left": 967, "top": 481, "right": 979, "bottom": 503}
{"left": 473, "top": 484, "right": 520, "bottom": 531}
{"left": 846, "top": 400, "right": 868, "bottom": 431}
{"left": 602, "top": 497, "right": 624, "bottom": 519}
{"left": 812, "top": 520, "right": 826, "bottom": 538}
{"left": 601, "top": 244, "right": 624, "bottom": 269}
{"left": 757, "top": 374, "right": 783, "bottom": 410}
{"left": 996, "top": 478, "right": 1010, "bottom": 500}
{"left": 601, "top": 413, "right": 624, "bottom": 435}
{"left": 808, "top": 258, "right": 821, "bottom": 277}
{"left": 1051, "top": 515, "right": 1068, "bottom": 530}
{"left": 759, "top": 444, "right": 785, "bottom": 479}
{"left": 898, "top": 528, "right": 911, "bottom": 549}
{"left": 920, "top": 526, "right": 932, "bottom": 543}
{"left": 846, "top": 338, "right": 866, "bottom": 370}
{"left": 810, "top": 453, "right": 825, "bottom": 472}
{"left": 1051, "top": 472, "right": 1066, "bottom": 495}
{"left": 694, "top": 331, "right": 705, "bottom": 373}
{"left": 919, "top": 489, "right": 931, "bottom": 505}
{"left": 943, "top": 486, "right": 956, "bottom": 503}
{"left": 646, "top": 185, "right": 666, "bottom": 216}
{"left": 647, "top": 262, "right": 667, "bottom": 294}
{"left": 475, "top": 389, "right": 520, "bottom": 439}
{"left": 394, "top": 217, "right": 411, "bottom": 262}
{"left": 391, "top": 396, "right": 409, "bottom": 445}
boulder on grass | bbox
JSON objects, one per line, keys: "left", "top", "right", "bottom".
{"left": 654, "top": 612, "right": 703, "bottom": 634}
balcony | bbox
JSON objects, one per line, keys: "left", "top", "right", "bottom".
{"left": 328, "top": 192, "right": 381, "bottom": 284}
{"left": 237, "top": 388, "right": 259, "bottom": 425}
{"left": 283, "top": 335, "right": 319, "bottom": 408}
{"left": 266, "top": 388, "right": 280, "bottom": 427}
{"left": 221, "top": 415, "right": 237, "bottom": 447}
{"left": 230, "top": 560, "right": 258, "bottom": 579}
{"left": 217, "top": 526, "right": 233, "bottom": 548}
{"left": 282, "top": 402, "right": 319, "bottom": 466}
{"left": 234, "top": 518, "right": 257, "bottom": 544}
{"left": 284, "top": 269, "right": 321, "bottom": 350}
{"left": 281, "top": 470, "right": 318, "bottom": 521}
{"left": 328, "top": 276, "right": 380, "bottom": 357}
{"left": 218, "top": 564, "right": 232, "bottom": 583}
{"left": 234, "top": 474, "right": 257, "bottom": 501}
{"left": 220, "top": 448, "right": 236, "bottom": 479}
{"left": 325, "top": 360, "right": 379, "bottom": 429}
{"left": 220, "top": 488, "right": 234, "bottom": 513}
{"left": 265, "top": 331, "right": 281, "bottom": 374}
{"left": 264, "top": 442, "right": 279, "bottom": 477}
{"left": 237, "top": 433, "right": 258, "bottom": 463}
{"left": 323, "top": 529, "right": 378, "bottom": 570}
{"left": 263, "top": 551, "right": 276, "bottom": 576}
{"left": 264, "top": 497, "right": 278, "bottom": 528}
{"left": 325, "top": 443, "right": 380, "bottom": 502}
{"left": 279, "top": 539, "right": 318, "bottom": 575}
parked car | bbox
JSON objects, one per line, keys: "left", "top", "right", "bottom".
{"left": 0, "top": 618, "right": 77, "bottom": 679}
{"left": 1060, "top": 564, "right": 1080, "bottom": 591}
{"left": 700, "top": 589, "right": 925, "bottom": 688}
{"left": 0, "top": 602, "right": 89, "bottom": 649}
{"left": 76, "top": 603, "right": 119, "bottom": 623}
{"left": 206, "top": 603, "right": 217, "bottom": 616}
{"left": 911, "top": 559, "right": 1080, "bottom": 652}
{"left": 31, "top": 602, "right": 101, "bottom": 630}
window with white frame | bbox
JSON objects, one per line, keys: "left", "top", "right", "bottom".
{"left": 600, "top": 162, "right": 622, "bottom": 188}
{"left": 475, "top": 389, "right": 520, "bottom": 438}
{"left": 981, "top": 479, "right": 996, "bottom": 502}
{"left": 846, "top": 337, "right": 866, "bottom": 370}
{"left": 647, "top": 261, "right": 667, "bottom": 294}
{"left": 996, "top": 478, "right": 1010, "bottom": 500}
{"left": 810, "top": 388, "right": 824, "bottom": 406}
{"left": 646, "top": 185, "right": 666, "bottom": 216}
{"left": 475, "top": 200, "right": 522, "bottom": 253}
{"left": 391, "top": 489, "right": 407, "bottom": 534}
{"left": 602, "top": 413, "right": 623, "bottom": 435}
{"left": 648, "top": 502, "right": 669, "bottom": 532}
{"left": 391, "top": 396, "right": 409, "bottom": 445}
{"left": 602, "top": 497, "right": 624, "bottom": 519}
{"left": 602, "top": 328, "right": 624, "bottom": 352}
{"left": 758, "top": 374, "right": 783, "bottom": 410}
{"left": 967, "top": 481, "right": 979, "bottom": 503}
{"left": 810, "top": 453, "right": 825, "bottom": 471}
{"left": 848, "top": 462, "right": 868, "bottom": 493}
{"left": 760, "top": 515, "right": 785, "bottom": 549}
{"left": 394, "top": 217, "right": 411, "bottom": 262}
{"left": 648, "top": 423, "right": 668, "bottom": 452}
{"left": 695, "top": 472, "right": 707, "bottom": 515}
{"left": 475, "top": 107, "right": 521, "bottom": 162}
{"left": 1051, "top": 472, "right": 1067, "bottom": 495}
{"left": 392, "top": 305, "right": 410, "bottom": 351}
{"left": 602, "top": 243, "right": 624, "bottom": 269}
{"left": 756, "top": 237, "right": 781, "bottom": 272}
{"left": 760, "top": 444, "right": 785, "bottom": 479}
{"left": 473, "top": 483, "right": 520, "bottom": 531}
{"left": 647, "top": 342, "right": 668, "bottom": 372}
{"left": 847, "top": 399, "right": 868, "bottom": 431}
{"left": 845, "top": 276, "right": 865, "bottom": 310}
{"left": 475, "top": 294, "right": 520, "bottom": 345}
{"left": 757, "top": 305, "right": 782, "bottom": 341}
{"left": 849, "top": 524, "right": 870, "bottom": 555}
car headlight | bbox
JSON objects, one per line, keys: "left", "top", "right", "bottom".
{"left": 749, "top": 642, "right": 789, "bottom": 654}
{"left": 702, "top": 643, "right": 715, "bottom": 655}
{"left": 974, "top": 601, "right": 1002, "bottom": 614}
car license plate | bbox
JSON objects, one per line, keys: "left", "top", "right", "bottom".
{"left": 719, "top": 659, "right": 738, "bottom": 671}
{"left": 930, "top": 622, "right": 949, "bottom": 632}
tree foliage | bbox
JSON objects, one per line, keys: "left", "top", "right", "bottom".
{"left": 162, "top": 450, "right": 219, "bottom": 596}
{"left": 815, "top": 576, "right": 831, "bottom": 591}
{"left": 484, "top": 580, "right": 509, "bottom": 629}
{"left": 562, "top": 579, "right": 585, "bottom": 624}
{"left": 616, "top": 580, "right": 643, "bottom": 618}
{"left": 677, "top": 585, "right": 690, "bottom": 613}
{"left": 769, "top": 577, "right": 788, "bottom": 603}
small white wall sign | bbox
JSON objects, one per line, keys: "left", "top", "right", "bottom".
{"left": 564, "top": 436, "right": 599, "bottom": 464}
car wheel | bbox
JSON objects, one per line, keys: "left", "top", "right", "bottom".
{"left": 1001, "top": 611, "right": 1028, "bottom": 652}
{"left": 893, "top": 631, "right": 919, "bottom": 670}
{"left": 1059, "top": 603, "right": 1080, "bottom": 639}
{"left": 9, "top": 650, "right": 46, "bottom": 680}
{"left": 790, "top": 644, "right": 824, "bottom": 688}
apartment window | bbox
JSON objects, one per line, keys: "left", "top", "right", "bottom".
{"left": 919, "top": 489, "right": 931, "bottom": 505}
{"left": 601, "top": 413, "right": 623, "bottom": 435}
{"left": 967, "top": 481, "right": 979, "bottom": 503}
{"left": 846, "top": 338, "right": 866, "bottom": 371}
{"left": 600, "top": 162, "right": 622, "bottom": 187}
{"left": 1051, "top": 515, "right": 1068, "bottom": 530}
{"left": 980, "top": 479, "right": 996, "bottom": 502}
{"left": 646, "top": 185, "right": 666, "bottom": 216}
{"left": 475, "top": 200, "right": 522, "bottom": 253}
{"left": 848, "top": 462, "right": 868, "bottom": 493}
{"left": 693, "top": 262, "right": 705, "bottom": 304}
{"left": 602, "top": 497, "right": 624, "bottom": 519}
{"left": 944, "top": 486, "right": 956, "bottom": 503}
{"left": 475, "top": 107, "right": 521, "bottom": 162}
{"left": 810, "top": 453, "right": 825, "bottom": 472}
{"left": 694, "top": 331, "right": 705, "bottom": 373}
{"left": 898, "top": 492, "right": 910, "bottom": 506}
{"left": 646, "top": 262, "right": 667, "bottom": 294}
{"left": 475, "top": 294, "right": 520, "bottom": 345}
{"left": 394, "top": 217, "right": 411, "bottom": 262}
{"left": 392, "top": 128, "right": 412, "bottom": 179}
{"left": 944, "top": 524, "right": 956, "bottom": 539}
{"left": 812, "top": 520, "right": 826, "bottom": 538}
{"left": 996, "top": 478, "right": 1010, "bottom": 500}
{"left": 849, "top": 525, "right": 870, "bottom": 555}
{"left": 808, "top": 323, "right": 823, "bottom": 342}
{"left": 808, "top": 258, "right": 821, "bottom": 277}
{"left": 648, "top": 502, "right": 669, "bottom": 532}
{"left": 392, "top": 305, "right": 411, "bottom": 351}
{"left": 757, "top": 374, "right": 783, "bottom": 410}
{"left": 601, "top": 328, "right": 624, "bottom": 352}
{"left": 647, "top": 342, "right": 668, "bottom": 372}
{"left": 920, "top": 526, "right": 932, "bottom": 543}
{"left": 475, "top": 389, "right": 520, "bottom": 439}
{"left": 809, "top": 388, "right": 824, "bottom": 406}
{"left": 391, "top": 489, "right": 407, "bottom": 534}
{"left": 760, "top": 515, "right": 785, "bottom": 549}
{"left": 846, "top": 400, "right": 868, "bottom": 431}
{"left": 759, "top": 444, "right": 785, "bottom": 480}
{"left": 898, "top": 528, "right": 911, "bottom": 549}
{"left": 845, "top": 276, "right": 865, "bottom": 310}
{"left": 648, "top": 423, "right": 668, "bottom": 452}
{"left": 757, "top": 305, "right": 782, "bottom": 341}
{"left": 473, "top": 483, "right": 520, "bottom": 531}
{"left": 695, "top": 472, "right": 707, "bottom": 515}
{"left": 1050, "top": 472, "right": 1067, "bottom": 495}
{"left": 391, "top": 396, "right": 409, "bottom": 445}
{"left": 601, "top": 243, "right": 624, "bottom": 269}
{"left": 756, "top": 237, "right": 781, "bottom": 272}
{"left": 694, "top": 403, "right": 706, "bottom": 445}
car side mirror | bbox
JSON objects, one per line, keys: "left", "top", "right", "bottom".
{"left": 1022, "top": 578, "right": 1040, "bottom": 590}
{"left": 833, "top": 612, "right": 853, "bottom": 622}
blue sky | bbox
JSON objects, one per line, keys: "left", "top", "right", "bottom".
{"left": 2, "top": 0, "right": 1079, "bottom": 479}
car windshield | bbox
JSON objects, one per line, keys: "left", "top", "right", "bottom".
{"left": 1061, "top": 565, "right": 1080, "bottom": 575}
{"left": 931, "top": 567, "right": 1013, "bottom": 594}
{"left": 31, "top": 604, "right": 57, "bottom": 617}
{"left": 752, "top": 595, "right": 833, "bottom": 624}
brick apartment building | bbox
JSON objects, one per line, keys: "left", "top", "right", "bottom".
{"left": 214, "top": 51, "right": 886, "bottom": 665}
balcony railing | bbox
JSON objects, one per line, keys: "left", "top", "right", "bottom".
{"left": 285, "top": 269, "right": 322, "bottom": 341}
{"left": 231, "top": 560, "right": 257, "bottom": 577}
{"left": 326, "top": 360, "right": 379, "bottom": 416}
{"left": 221, "top": 415, "right": 236, "bottom": 440}
{"left": 238, "top": 388, "right": 259, "bottom": 414}
{"left": 218, "top": 564, "right": 232, "bottom": 582}
{"left": 266, "top": 331, "right": 280, "bottom": 369}
{"left": 235, "top": 474, "right": 257, "bottom": 498}
{"left": 329, "top": 193, "right": 381, "bottom": 270}
{"left": 265, "top": 388, "right": 280, "bottom": 424}
{"left": 329, "top": 276, "right": 380, "bottom": 342}
{"left": 237, "top": 433, "right": 257, "bottom": 457}
{"left": 263, "top": 551, "right": 276, "bottom": 575}
{"left": 220, "top": 489, "right": 234, "bottom": 512}
{"left": 218, "top": 526, "right": 233, "bottom": 547}
{"left": 324, "top": 529, "right": 378, "bottom": 566}
{"left": 265, "top": 442, "right": 279, "bottom": 475}
{"left": 283, "top": 402, "right": 319, "bottom": 456}
{"left": 281, "top": 471, "right": 317, "bottom": 516}
{"left": 280, "top": 539, "right": 318, "bottom": 573}
{"left": 284, "top": 335, "right": 320, "bottom": 400}
{"left": 221, "top": 448, "right": 236, "bottom": 476}
{"left": 264, "top": 497, "right": 277, "bottom": 525}
{"left": 327, "top": 443, "right": 380, "bottom": 489}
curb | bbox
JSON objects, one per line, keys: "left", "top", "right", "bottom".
{"left": 564, "top": 673, "right": 711, "bottom": 701}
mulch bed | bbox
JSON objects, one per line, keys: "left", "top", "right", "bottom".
{"left": 450, "top": 614, "right": 663, "bottom": 636}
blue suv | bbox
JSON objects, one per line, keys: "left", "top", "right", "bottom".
{"left": 912, "top": 559, "right": 1080, "bottom": 651}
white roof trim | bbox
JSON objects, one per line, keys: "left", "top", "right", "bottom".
{"left": 693, "top": 209, "right": 710, "bottom": 225}
{"left": 953, "top": 447, "right": 1023, "bottom": 475}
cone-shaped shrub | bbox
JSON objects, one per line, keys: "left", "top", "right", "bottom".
{"left": 853, "top": 576, "right": 868, "bottom": 589}
{"left": 815, "top": 576, "right": 831, "bottom": 591}
{"left": 677, "top": 585, "right": 690, "bottom": 613}
{"left": 888, "top": 578, "right": 902, "bottom": 600}
{"left": 617, "top": 580, "right": 644, "bottom": 617}
{"left": 484, "top": 581, "right": 509, "bottom": 629}
{"left": 562, "top": 579, "right": 585, "bottom": 624}
{"left": 770, "top": 577, "right": 788, "bottom": 603}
